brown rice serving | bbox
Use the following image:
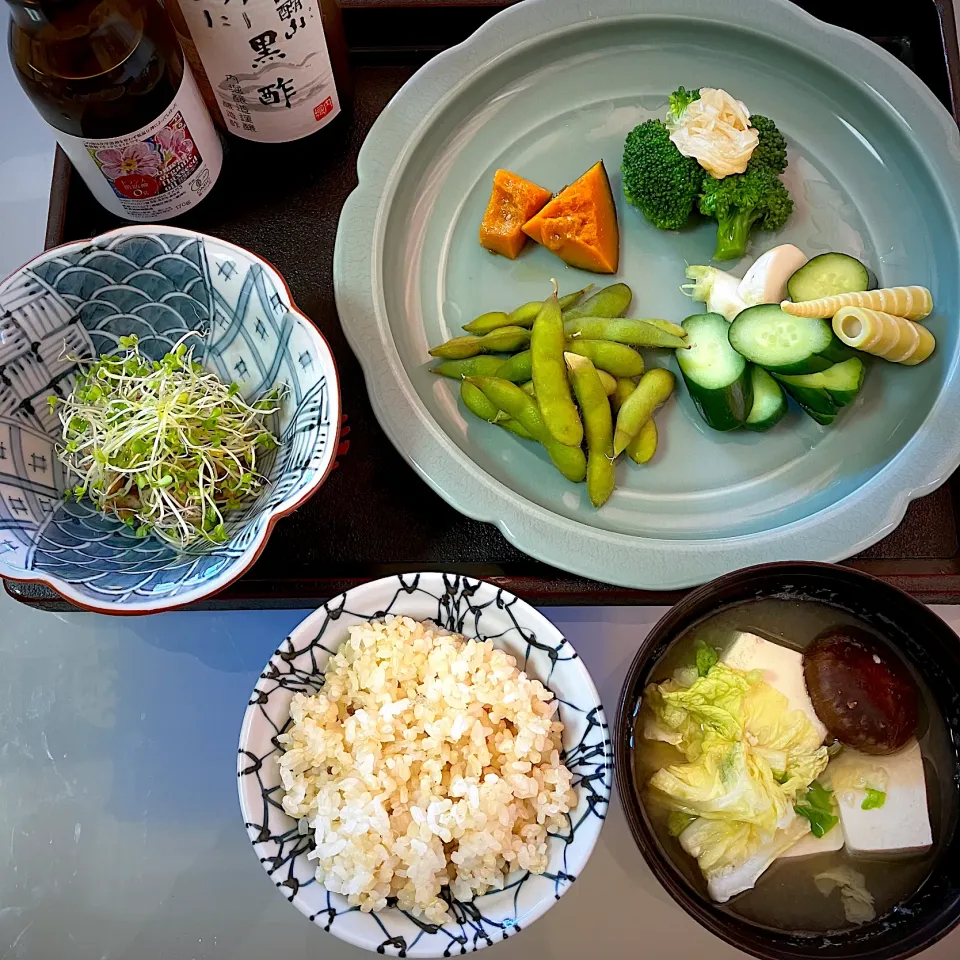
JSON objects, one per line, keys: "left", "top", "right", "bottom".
{"left": 277, "top": 615, "right": 576, "bottom": 923}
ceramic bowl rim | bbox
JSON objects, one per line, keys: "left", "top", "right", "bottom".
{"left": 235, "top": 572, "right": 612, "bottom": 957}
{"left": 0, "top": 224, "right": 341, "bottom": 615}
{"left": 613, "top": 560, "right": 960, "bottom": 960}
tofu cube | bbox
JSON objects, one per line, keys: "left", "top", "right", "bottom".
{"left": 782, "top": 826, "right": 844, "bottom": 859}
{"left": 836, "top": 739, "right": 932, "bottom": 856}
{"left": 721, "top": 631, "right": 828, "bottom": 742}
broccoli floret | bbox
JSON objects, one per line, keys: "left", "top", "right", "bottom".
{"left": 668, "top": 86, "right": 700, "bottom": 123}
{"left": 698, "top": 165, "right": 793, "bottom": 260}
{"left": 697, "top": 114, "right": 792, "bottom": 260}
{"left": 622, "top": 119, "right": 705, "bottom": 230}
{"left": 749, "top": 114, "right": 788, "bottom": 174}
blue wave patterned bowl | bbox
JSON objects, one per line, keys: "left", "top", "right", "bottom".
{"left": 237, "top": 573, "right": 612, "bottom": 958}
{"left": 0, "top": 225, "right": 340, "bottom": 613}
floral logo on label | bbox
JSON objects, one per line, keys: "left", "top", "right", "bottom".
{"left": 89, "top": 113, "right": 202, "bottom": 202}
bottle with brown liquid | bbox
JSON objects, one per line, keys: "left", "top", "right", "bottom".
{"left": 163, "top": 0, "right": 351, "bottom": 143}
{"left": 8, "top": 0, "right": 222, "bottom": 221}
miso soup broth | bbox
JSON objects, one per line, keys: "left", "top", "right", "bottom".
{"left": 634, "top": 597, "right": 954, "bottom": 934}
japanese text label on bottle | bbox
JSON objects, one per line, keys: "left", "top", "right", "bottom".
{"left": 175, "top": 0, "right": 341, "bottom": 143}
{"left": 54, "top": 65, "right": 223, "bottom": 221}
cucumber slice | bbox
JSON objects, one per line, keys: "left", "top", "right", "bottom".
{"left": 786, "top": 253, "right": 874, "bottom": 302}
{"left": 777, "top": 379, "right": 838, "bottom": 418}
{"left": 776, "top": 357, "right": 865, "bottom": 408}
{"left": 677, "top": 313, "right": 752, "bottom": 431}
{"left": 744, "top": 366, "right": 787, "bottom": 431}
{"left": 797, "top": 401, "right": 837, "bottom": 426}
{"left": 728, "top": 304, "right": 852, "bottom": 375}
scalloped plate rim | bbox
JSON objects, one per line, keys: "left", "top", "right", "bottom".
{"left": 333, "top": 0, "right": 960, "bottom": 590}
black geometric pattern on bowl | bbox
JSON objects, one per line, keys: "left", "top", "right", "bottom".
{"left": 237, "top": 573, "right": 612, "bottom": 957}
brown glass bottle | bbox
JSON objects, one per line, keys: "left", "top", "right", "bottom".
{"left": 163, "top": 0, "right": 351, "bottom": 144}
{"left": 8, "top": 0, "right": 222, "bottom": 220}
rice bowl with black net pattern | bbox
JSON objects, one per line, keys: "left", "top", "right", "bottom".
{"left": 237, "top": 574, "right": 611, "bottom": 958}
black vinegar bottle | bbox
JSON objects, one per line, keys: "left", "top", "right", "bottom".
{"left": 8, "top": 0, "right": 223, "bottom": 221}
{"left": 163, "top": 0, "right": 352, "bottom": 144}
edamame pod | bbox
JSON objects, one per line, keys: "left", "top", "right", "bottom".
{"left": 520, "top": 370, "right": 617, "bottom": 397}
{"left": 562, "top": 282, "right": 633, "bottom": 321}
{"left": 564, "top": 340, "right": 645, "bottom": 378}
{"left": 626, "top": 418, "right": 658, "bottom": 465}
{"left": 613, "top": 368, "right": 675, "bottom": 456}
{"left": 462, "top": 380, "right": 535, "bottom": 439}
{"left": 525, "top": 369, "right": 616, "bottom": 397}
{"left": 532, "top": 286, "right": 583, "bottom": 446}
{"left": 612, "top": 378, "right": 637, "bottom": 413}
{"left": 497, "top": 418, "right": 534, "bottom": 440}
{"left": 564, "top": 353, "right": 616, "bottom": 508}
{"left": 432, "top": 356, "right": 507, "bottom": 379}
{"left": 462, "top": 311, "right": 511, "bottom": 334}
{"left": 644, "top": 318, "right": 687, "bottom": 339}
{"left": 558, "top": 285, "right": 595, "bottom": 311}
{"left": 460, "top": 379, "right": 504, "bottom": 422}
{"left": 507, "top": 302, "right": 543, "bottom": 327}
{"left": 496, "top": 350, "right": 532, "bottom": 382}
{"left": 429, "top": 326, "right": 532, "bottom": 359}
{"left": 465, "top": 376, "right": 587, "bottom": 483}
{"left": 563, "top": 317, "right": 687, "bottom": 349}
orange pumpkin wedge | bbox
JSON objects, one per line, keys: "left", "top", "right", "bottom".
{"left": 479, "top": 169, "right": 553, "bottom": 259}
{"left": 522, "top": 161, "right": 619, "bottom": 274}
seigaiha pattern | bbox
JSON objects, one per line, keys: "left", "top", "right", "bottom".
{"left": 780, "top": 286, "right": 933, "bottom": 321}
{"left": 832, "top": 307, "right": 935, "bottom": 366}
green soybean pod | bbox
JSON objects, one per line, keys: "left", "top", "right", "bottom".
{"left": 558, "top": 285, "right": 595, "bottom": 311}
{"left": 562, "top": 282, "right": 633, "bottom": 321}
{"left": 496, "top": 350, "right": 532, "bottom": 383}
{"left": 497, "top": 418, "right": 534, "bottom": 440}
{"left": 460, "top": 379, "right": 504, "bottom": 422}
{"left": 462, "top": 311, "right": 511, "bottom": 335}
{"left": 613, "top": 368, "right": 675, "bottom": 456}
{"left": 564, "top": 339, "right": 645, "bottom": 378}
{"left": 520, "top": 370, "right": 617, "bottom": 398}
{"left": 532, "top": 286, "right": 583, "bottom": 446}
{"left": 626, "top": 418, "right": 658, "bottom": 464}
{"left": 530, "top": 370, "right": 615, "bottom": 396}
{"left": 612, "top": 377, "right": 638, "bottom": 413}
{"left": 594, "top": 369, "right": 617, "bottom": 396}
{"left": 564, "top": 353, "right": 616, "bottom": 508}
{"left": 506, "top": 286, "right": 593, "bottom": 328}
{"left": 429, "top": 326, "right": 532, "bottom": 359}
{"left": 563, "top": 317, "right": 687, "bottom": 349}
{"left": 461, "top": 380, "right": 535, "bottom": 441}
{"left": 465, "top": 376, "right": 586, "bottom": 482}
{"left": 507, "top": 301, "right": 542, "bottom": 327}
{"left": 644, "top": 318, "right": 687, "bottom": 339}
{"left": 432, "top": 356, "right": 506, "bottom": 379}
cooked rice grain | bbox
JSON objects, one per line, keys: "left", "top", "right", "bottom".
{"left": 277, "top": 616, "right": 576, "bottom": 923}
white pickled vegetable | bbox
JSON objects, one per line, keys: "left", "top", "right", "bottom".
{"left": 667, "top": 88, "right": 759, "bottom": 179}
{"left": 738, "top": 245, "right": 808, "bottom": 305}
{"left": 682, "top": 265, "right": 748, "bottom": 322}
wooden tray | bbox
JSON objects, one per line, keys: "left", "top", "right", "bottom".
{"left": 10, "top": 0, "right": 960, "bottom": 610}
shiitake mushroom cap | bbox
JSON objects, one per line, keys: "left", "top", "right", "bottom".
{"left": 803, "top": 625, "right": 919, "bottom": 755}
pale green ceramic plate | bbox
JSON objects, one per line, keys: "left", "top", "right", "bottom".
{"left": 334, "top": 0, "right": 960, "bottom": 590}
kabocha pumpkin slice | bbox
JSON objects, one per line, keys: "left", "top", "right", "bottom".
{"left": 522, "top": 161, "right": 619, "bottom": 273}
{"left": 479, "top": 169, "right": 553, "bottom": 259}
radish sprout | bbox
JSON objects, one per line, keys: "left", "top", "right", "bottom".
{"left": 50, "top": 333, "right": 283, "bottom": 549}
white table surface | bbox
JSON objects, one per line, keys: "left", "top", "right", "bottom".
{"left": 2, "top": 14, "right": 960, "bottom": 960}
